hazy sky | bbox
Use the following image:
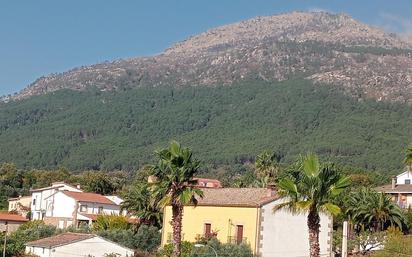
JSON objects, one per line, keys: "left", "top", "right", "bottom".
{"left": 1, "top": 0, "right": 411, "bottom": 95}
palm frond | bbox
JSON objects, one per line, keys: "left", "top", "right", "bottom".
{"left": 302, "top": 153, "right": 320, "bottom": 177}
{"left": 321, "top": 203, "right": 341, "bottom": 216}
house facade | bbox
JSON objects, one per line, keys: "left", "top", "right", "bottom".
{"left": 43, "top": 191, "right": 121, "bottom": 228}
{"left": 376, "top": 170, "right": 412, "bottom": 208}
{"left": 26, "top": 233, "right": 134, "bottom": 257}
{"left": 161, "top": 188, "right": 332, "bottom": 257}
{"left": 8, "top": 195, "right": 32, "bottom": 217}
{"left": 0, "top": 212, "right": 29, "bottom": 234}
{"left": 31, "top": 182, "right": 82, "bottom": 220}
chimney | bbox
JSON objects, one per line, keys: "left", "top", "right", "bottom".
{"left": 266, "top": 183, "right": 277, "bottom": 196}
{"left": 391, "top": 176, "right": 397, "bottom": 190}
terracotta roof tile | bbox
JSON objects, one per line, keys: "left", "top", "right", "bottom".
{"left": 376, "top": 184, "right": 412, "bottom": 193}
{"left": 26, "top": 233, "right": 95, "bottom": 248}
{"left": 62, "top": 191, "right": 116, "bottom": 205}
{"left": 0, "top": 212, "right": 28, "bottom": 222}
{"left": 78, "top": 213, "right": 99, "bottom": 221}
{"left": 193, "top": 188, "right": 279, "bottom": 207}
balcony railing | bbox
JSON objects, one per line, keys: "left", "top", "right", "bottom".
{"left": 227, "top": 236, "right": 247, "bottom": 245}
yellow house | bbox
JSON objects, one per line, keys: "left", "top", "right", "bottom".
{"left": 161, "top": 188, "right": 332, "bottom": 257}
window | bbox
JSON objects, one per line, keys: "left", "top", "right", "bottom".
{"left": 98, "top": 206, "right": 104, "bottom": 214}
{"left": 406, "top": 179, "right": 411, "bottom": 184}
{"left": 32, "top": 199, "right": 36, "bottom": 206}
{"left": 204, "top": 223, "right": 212, "bottom": 236}
{"left": 80, "top": 205, "right": 87, "bottom": 212}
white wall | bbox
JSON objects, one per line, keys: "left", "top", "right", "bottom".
{"left": 46, "top": 192, "right": 76, "bottom": 218}
{"left": 397, "top": 171, "right": 412, "bottom": 184}
{"left": 26, "top": 246, "right": 51, "bottom": 257}
{"left": 27, "top": 237, "right": 134, "bottom": 257}
{"left": 45, "top": 192, "right": 121, "bottom": 218}
{"left": 77, "top": 201, "right": 120, "bottom": 215}
{"left": 406, "top": 195, "right": 412, "bottom": 208}
{"left": 260, "top": 200, "right": 332, "bottom": 257}
{"left": 105, "top": 196, "right": 123, "bottom": 205}
{"left": 31, "top": 184, "right": 82, "bottom": 220}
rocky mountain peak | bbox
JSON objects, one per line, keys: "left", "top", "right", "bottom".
{"left": 4, "top": 12, "right": 412, "bottom": 103}
{"left": 165, "top": 11, "right": 408, "bottom": 55}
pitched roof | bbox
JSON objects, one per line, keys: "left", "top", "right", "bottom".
{"left": 26, "top": 233, "right": 95, "bottom": 248}
{"left": 8, "top": 195, "right": 32, "bottom": 201}
{"left": 376, "top": 184, "right": 412, "bottom": 193}
{"left": 77, "top": 213, "right": 99, "bottom": 221}
{"left": 61, "top": 191, "right": 116, "bottom": 205}
{"left": 193, "top": 188, "right": 279, "bottom": 207}
{"left": 0, "top": 212, "right": 29, "bottom": 222}
{"left": 30, "top": 182, "right": 80, "bottom": 193}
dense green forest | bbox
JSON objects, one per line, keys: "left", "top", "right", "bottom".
{"left": 0, "top": 79, "right": 411, "bottom": 173}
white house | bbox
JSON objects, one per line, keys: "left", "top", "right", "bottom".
{"left": 31, "top": 182, "right": 82, "bottom": 221}
{"left": 43, "top": 191, "right": 122, "bottom": 229}
{"left": 376, "top": 169, "right": 412, "bottom": 208}
{"left": 26, "top": 233, "right": 134, "bottom": 257}
{"left": 259, "top": 198, "right": 331, "bottom": 257}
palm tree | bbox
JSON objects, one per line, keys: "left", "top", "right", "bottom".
{"left": 255, "top": 150, "right": 280, "bottom": 180}
{"left": 404, "top": 143, "right": 412, "bottom": 171}
{"left": 274, "top": 153, "right": 350, "bottom": 257}
{"left": 345, "top": 187, "right": 407, "bottom": 232}
{"left": 150, "top": 141, "right": 203, "bottom": 257}
{"left": 121, "top": 181, "right": 162, "bottom": 228}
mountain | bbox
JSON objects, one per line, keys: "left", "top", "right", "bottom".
{"left": 8, "top": 12, "right": 412, "bottom": 103}
{"left": 1, "top": 80, "right": 412, "bottom": 173}
{"left": 1, "top": 12, "right": 412, "bottom": 173}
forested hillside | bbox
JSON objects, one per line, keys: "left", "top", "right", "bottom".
{"left": 0, "top": 79, "right": 411, "bottom": 173}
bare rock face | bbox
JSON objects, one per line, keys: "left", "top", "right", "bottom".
{"left": 7, "top": 11, "right": 412, "bottom": 103}
{"left": 166, "top": 12, "right": 408, "bottom": 54}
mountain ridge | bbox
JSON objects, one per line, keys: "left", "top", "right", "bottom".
{"left": 4, "top": 11, "right": 412, "bottom": 103}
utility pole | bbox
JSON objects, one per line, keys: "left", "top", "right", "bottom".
{"left": 2, "top": 221, "right": 8, "bottom": 257}
{"left": 341, "top": 221, "right": 348, "bottom": 257}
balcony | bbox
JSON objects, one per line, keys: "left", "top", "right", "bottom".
{"left": 227, "top": 236, "right": 247, "bottom": 245}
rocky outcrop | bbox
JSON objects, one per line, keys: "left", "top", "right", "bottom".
{"left": 7, "top": 11, "right": 412, "bottom": 103}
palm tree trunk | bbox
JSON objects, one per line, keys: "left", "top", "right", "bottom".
{"left": 307, "top": 207, "right": 321, "bottom": 257}
{"left": 171, "top": 204, "right": 183, "bottom": 257}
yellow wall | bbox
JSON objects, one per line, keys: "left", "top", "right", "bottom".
{"left": 162, "top": 205, "right": 259, "bottom": 253}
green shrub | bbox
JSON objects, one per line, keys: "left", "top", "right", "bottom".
{"left": 373, "top": 235, "right": 412, "bottom": 257}
{"left": 92, "top": 214, "right": 130, "bottom": 231}
{"left": 156, "top": 241, "right": 193, "bottom": 257}
{"left": 156, "top": 239, "right": 253, "bottom": 257}
{"left": 98, "top": 225, "right": 161, "bottom": 252}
